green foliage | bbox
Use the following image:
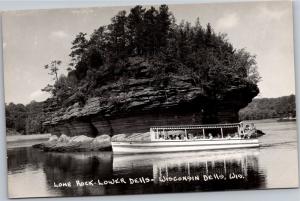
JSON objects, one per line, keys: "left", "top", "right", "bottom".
{"left": 42, "top": 60, "right": 63, "bottom": 95}
{"left": 25, "top": 101, "right": 45, "bottom": 134}
{"left": 52, "top": 75, "right": 77, "bottom": 102}
{"left": 127, "top": 5, "right": 146, "bottom": 55}
{"left": 239, "top": 95, "right": 296, "bottom": 120}
{"left": 8, "top": 5, "right": 262, "bottom": 134}
{"left": 44, "top": 60, "right": 61, "bottom": 81}
{"left": 5, "top": 103, "right": 27, "bottom": 134}
{"left": 44, "top": 4, "right": 260, "bottom": 107}
{"left": 69, "top": 32, "right": 88, "bottom": 68}
{"left": 5, "top": 101, "right": 46, "bottom": 135}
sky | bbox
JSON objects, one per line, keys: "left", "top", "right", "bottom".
{"left": 2, "top": 0, "right": 295, "bottom": 104}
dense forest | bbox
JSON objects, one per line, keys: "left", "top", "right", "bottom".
{"left": 239, "top": 95, "right": 296, "bottom": 120}
{"left": 5, "top": 101, "right": 45, "bottom": 135}
{"left": 41, "top": 5, "right": 260, "bottom": 107}
{"left": 6, "top": 5, "right": 262, "bottom": 135}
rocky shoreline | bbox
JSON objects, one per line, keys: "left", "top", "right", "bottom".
{"left": 32, "top": 132, "right": 150, "bottom": 152}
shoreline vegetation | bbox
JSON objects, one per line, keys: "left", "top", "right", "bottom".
{"left": 239, "top": 95, "right": 296, "bottom": 120}
{"left": 6, "top": 4, "right": 261, "bottom": 137}
{"left": 4, "top": 5, "right": 295, "bottom": 153}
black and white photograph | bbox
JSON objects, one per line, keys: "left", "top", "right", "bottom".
{"left": 3, "top": 0, "right": 299, "bottom": 198}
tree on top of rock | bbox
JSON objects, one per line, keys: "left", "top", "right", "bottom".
{"left": 41, "top": 4, "right": 260, "bottom": 108}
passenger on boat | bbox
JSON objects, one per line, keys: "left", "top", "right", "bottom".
{"left": 199, "top": 135, "right": 205, "bottom": 139}
{"left": 230, "top": 132, "right": 239, "bottom": 139}
{"left": 177, "top": 135, "right": 181, "bottom": 140}
{"left": 226, "top": 135, "right": 231, "bottom": 139}
{"left": 208, "top": 133, "right": 213, "bottom": 139}
{"left": 188, "top": 134, "right": 193, "bottom": 140}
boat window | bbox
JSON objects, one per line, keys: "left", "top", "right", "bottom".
{"left": 151, "top": 124, "right": 246, "bottom": 141}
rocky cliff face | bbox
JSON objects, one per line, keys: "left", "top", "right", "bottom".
{"left": 43, "top": 57, "right": 259, "bottom": 137}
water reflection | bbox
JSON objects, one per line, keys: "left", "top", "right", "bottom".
{"left": 7, "top": 121, "right": 298, "bottom": 198}
{"left": 42, "top": 151, "right": 113, "bottom": 197}
{"left": 113, "top": 149, "right": 265, "bottom": 192}
{"left": 8, "top": 147, "right": 266, "bottom": 198}
{"left": 8, "top": 149, "right": 113, "bottom": 197}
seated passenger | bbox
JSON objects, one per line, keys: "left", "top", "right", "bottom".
{"left": 226, "top": 135, "right": 231, "bottom": 139}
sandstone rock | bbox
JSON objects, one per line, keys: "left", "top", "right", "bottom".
{"left": 57, "top": 134, "right": 70, "bottom": 143}
{"left": 33, "top": 134, "right": 113, "bottom": 152}
{"left": 41, "top": 140, "right": 59, "bottom": 151}
{"left": 42, "top": 56, "right": 259, "bottom": 137}
{"left": 111, "top": 134, "right": 127, "bottom": 142}
{"left": 63, "top": 141, "right": 84, "bottom": 152}
{"left": 70, "top": 135, "right": 94, "bottom": 143}
{"left": 40, "top": 58, "right": 260, "bottom": 143}
{"left": 48, "top": 135, "right": 58, "bottom": 142}
{"left": 90, "top": 135, "right": 111, "bottom": 151}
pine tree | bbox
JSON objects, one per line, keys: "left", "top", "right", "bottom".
{"left": 69, "top": 32, "right": 88, "bottom": 67}
{"left": 157, "top": 4, "right": 171, "bottom": 48}
{"left": 108, "top": 10, "right": 128, "bottom": 59}
{"left": 127, "top": 5, "right": 146, "bottom": 55}
{"left": 143, "top": 7, "right": 159, "bottom": 55}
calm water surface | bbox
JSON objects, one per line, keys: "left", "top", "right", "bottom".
{"left": 7, "top": 120, "right": 299, "bottom": 198}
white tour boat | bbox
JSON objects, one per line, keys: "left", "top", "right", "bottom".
{"left": 111, "top": 122, "right": 260, "bottom": 154}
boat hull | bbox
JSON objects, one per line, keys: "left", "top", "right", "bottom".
{"left": 111, "top": 139, "right": 260, "bottom": 154}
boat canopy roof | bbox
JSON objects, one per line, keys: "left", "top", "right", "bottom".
{"left": 150, "top": 122, "right": 242, "bottom": 130}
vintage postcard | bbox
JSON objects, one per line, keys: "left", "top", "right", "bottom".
{"left": 2, "top": 0, "right": 298, "bottom": 198}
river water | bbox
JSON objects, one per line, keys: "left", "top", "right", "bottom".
{"left": 7, "top": 120, "right": 299, "bottom": 198}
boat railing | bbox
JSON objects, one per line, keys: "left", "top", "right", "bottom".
{"left": 150, "top": 122, "right": 257, "bottom": 141}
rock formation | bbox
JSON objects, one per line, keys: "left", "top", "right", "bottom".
{"left": 41, "top": 56, "right": 259, "bottom": 138}
{"left": 33, "top": 132, "right": 151, "bottom": 152}
{"left": 33, "top": 134, "right": 112, "bottom": 152}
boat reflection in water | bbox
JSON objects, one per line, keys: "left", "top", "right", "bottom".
{"left": 8, "top": 120, "right": 297, "bottom": 198}
{"left": 8, "top": 147, "right": 266, "bottom": 197}
{"left": 113, "top": 148, "right": 266, "bottom": 192}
